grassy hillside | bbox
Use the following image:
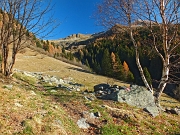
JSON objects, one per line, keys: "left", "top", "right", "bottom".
{"left": 0, "top": 47, "right": 179, "bottom": 134}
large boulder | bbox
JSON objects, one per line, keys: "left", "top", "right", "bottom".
{"left": 99, "top": 85, "right": 159, "bottom": 117}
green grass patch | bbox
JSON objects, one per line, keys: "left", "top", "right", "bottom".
{"left": 13, "top": 72, "right": 36, "bottom": 85}
{"left": 101, "top": 123, "right": 134, "bottom": 135}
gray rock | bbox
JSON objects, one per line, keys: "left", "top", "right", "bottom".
{"left": 89, "top": 112, "right": 98, "bottom": 119}
{"left": 94, "top": 112, "right": 101, "bottom": 117}
{"left": 84, "top": 96, "right": 92, "bottom": 101}
{"left": 76, "top": 87, "right": 81, "bottom": 92}
{"left": 50, "top": 90, "right": 57, "bottom": 93}
{"left": 99, "top": 85, "right": 160, "bottom": 117}
{"left": 58, "top": 79, "right": 64, "bottom": 84}
{"left": 4, "top": 85, "right": 13, "bottom": 90}
{"left": 165, "top": 108, "right": 180, "bottom": 115}
{"left": 77, "top": 118, "right": 90, "bottom": 129}
{"left": 94, "top": 83, "right": 110, "bottom": 92}
{"left": 116, "top": 86, "right": 155, "bottom": 108}
{"left": 30, "top": 90, "right": 36, "bottom": 96}
{"left": 144, "top": 106, "right": 159, "bottom": 117}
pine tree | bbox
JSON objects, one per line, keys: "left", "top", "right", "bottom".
{"left": 127, "top": 72, "right": 134, "bottom": 82}
{"left": 143, "top": 67, "right": 152, "bottom": 85}
{"left": 85, "top": 59, "right": 90, "bottom": 67}
{"left": 101, "top": 49, "right": 112, "bottom": 76}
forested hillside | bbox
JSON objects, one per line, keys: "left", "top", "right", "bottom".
{"left": 75, "top": 26, "right": 179, "bottom": 86}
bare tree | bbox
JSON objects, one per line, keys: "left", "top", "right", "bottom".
{"left": 97, "top": 0, "right": 180, "bottom": 109}
{"left": 0, "top": 0, "right": 58, "bottom": 77}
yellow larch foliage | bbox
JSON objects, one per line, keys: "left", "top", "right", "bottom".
{"left": 123, "top": 61, "right": 129, "bottom": 73}
{"left": 111, "top": 52, "right": 116, "bottom": 63}
{"left": 48, "top": 44, "right": 55, "bottom": 54}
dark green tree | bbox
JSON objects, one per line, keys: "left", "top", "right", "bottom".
{"left": 143, "top": 67, "right": 152, "bottom": 86}
{"left": 101, "top": 49, "right": 112, "bottom": 76}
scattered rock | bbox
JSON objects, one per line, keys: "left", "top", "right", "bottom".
{"left": 30, "top": 90, "right": 36, "bottom": 95}
{"left": 15, "top": 103, "right": 23, "bottom": 107}
{"left": 84, "top": 96, "right": 95, "bottom": 101}
{"left": 14, "top": 69, "right": 85, "bottom": 92}
{"left": 76, "top": 87, "right": 81, "bottom": 92}
{"left": 94, "top": 112, "right": 101, "bottom": 117}
{"left": 4, "top": 84, "right": 13, "bottom": 90}
{"left": 77, "top": 118, "right": 90, "bottom": 129}
{"left": 50, "top": 90, "right": 57, "bottom": 93}
{"left": 165, "top": 107, "right": 180, "bottom": 115}
{"left": 94, "top": 83, "right": 110, "bottom": 92}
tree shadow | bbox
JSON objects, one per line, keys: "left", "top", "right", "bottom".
{"left": 68, "top": 67, "right": 94, "bottom": 74}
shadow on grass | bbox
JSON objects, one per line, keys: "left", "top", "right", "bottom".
{"left": 42, "top": 85, "right": 84, "bottom": 103}
{"left": 68, "top": 67, "right": 94, "bottom": 74}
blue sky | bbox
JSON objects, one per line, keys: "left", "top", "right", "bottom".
{"left": 48, "top": 0, "right": 104, "bottom": 39}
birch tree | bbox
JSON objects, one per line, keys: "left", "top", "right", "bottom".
{"left": 0, "top": 0, "right": 58, "bottom": 76}
{"left": 97, "top": 0, "right": 180, "bottom": 108}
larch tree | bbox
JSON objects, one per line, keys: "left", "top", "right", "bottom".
{"left": 123, "top": 61, "right": 134, "bottom": 82}
{"left": 0, "top": 0, "right": 58, "bottom": 77}
{"left": 123, "top": 61, "right": 129, "bottom": 74}
{"left": 97, "top": 0, "right": 180, "bottom": 108}
{"left": 111, "top": 52, "right": 124, "bottom": 79}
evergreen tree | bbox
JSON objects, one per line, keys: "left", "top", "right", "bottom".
{"left": 143, "top": 67, "right": 152, "bottom": 85}
{"left": 62, "top": 46, "right": 65, "bottom": 54}
{"left": 85, "top": 59, "right": 90, "bottom": 67}
{"left": 36, "top": 40, "right": 42, "bottom": 48}
{"left": 127, "top": 72, "right": 135, "bottom": 82}
{"left": 101, "top": 49, "right": 112, "bottom": 76}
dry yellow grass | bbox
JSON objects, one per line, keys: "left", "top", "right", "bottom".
{"left": 14, "top": 48, "right": 129, "bottom": 91}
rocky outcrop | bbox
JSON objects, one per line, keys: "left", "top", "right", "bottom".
{"left": 13, "top": 69, "right": 84, "bottom": 92}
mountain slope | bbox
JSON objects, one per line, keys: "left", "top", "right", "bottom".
{"left": 0, "top": 47, "right": 180, "bottom": 134}
{"left": 14, "top": 47, "right": 127, "bottom": 90}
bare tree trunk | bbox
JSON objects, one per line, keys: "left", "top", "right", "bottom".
{"left": 1, "top": 44, "right": 9, "bottom": 76}
{"left": 154, "top": 57, "right": 169, "bottom": 109}
{"left": 129, "top": 29, "right": 153, "bottom": 93}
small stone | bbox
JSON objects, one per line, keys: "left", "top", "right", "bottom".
{"left": 77, "top": 118, "right": 90, "bottom": 129}
{"left": 15, "top": 103, "right": 23, "bottom": 107}
{"left": 50, "top": 90, "right": 57, "bottom": 93}
{"left": 4, "top": 85, "right": 13, "bottom": 90}
{"left": 76, "top": 88, "right": 81, "bottom": 92}
{"left": 89, "top": 112, "right": 97, "bottom": 119}
{"left": 84, "top": 96, "right": 94, "bottom": 101}
{"left": 30, "top": 91, "right": 36, "bottom": 95}
{"left": 94, "top": 112, "right": 101, "bottom": 117}
{"left": 166, "top": 108, "right": 180, "bottom": 115}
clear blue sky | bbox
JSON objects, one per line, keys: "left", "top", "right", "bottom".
{"left": 48, "top": 0, "right": 104, "bottom": 39}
